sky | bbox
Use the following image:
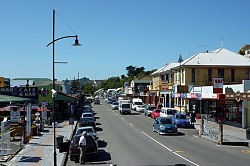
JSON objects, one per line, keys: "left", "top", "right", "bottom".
{"left": 1, "top": 0, "right": 250, "bottom": 81}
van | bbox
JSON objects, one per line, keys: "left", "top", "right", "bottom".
{"left": 132, "top": 98, "right": 142, "bottom": 110}
{"left": 119, "top": 100, "right": 131, "bottom": 114}
{"left": 160, "top": 107, "right": 178, "bottom": 118}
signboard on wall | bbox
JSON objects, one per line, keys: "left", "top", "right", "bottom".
{"left": 41, "top": 102, "right": 47, "bottom": 130}
{"left": 10, "top": 107, "right": 20, "bottom": 123}
{"left": 213, "top": 78, "right": 223, "bottom": 93}
{"left": 0, "top": 86, "right": 38, "bottom": 99}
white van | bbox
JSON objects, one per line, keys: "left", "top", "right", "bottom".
{"left": 160, "top": 107, "right": 178, "bottom": 118}
{"left": 132, "top": 98, "right": 142, "bottom": 110}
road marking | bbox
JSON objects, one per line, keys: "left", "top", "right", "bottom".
{"left": 122, "top": 117, "right": 124, "bottom": 120}
{"left": 241, "top": 150, "right": 250, "bottom": 154}
{"left": 129, "top": 123, "right": 134, "bottom": 127}
{"left": 193, "top": 135, "right": 198, "bottom": 138}
{"left": 142, "top": 131, "right": 200, "bottom": 166}
{"left": 175, "top": 150, "right": 184, "bottom": 153}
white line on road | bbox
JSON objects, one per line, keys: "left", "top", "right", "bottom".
{"left": 122, "top": 117, "right": 124, "bottom": 120}
{"left": 142, "top": 131, "right": 200, "bottom": 166}
{"left": 129, "top": 123, "right": 134, "bottom": 126}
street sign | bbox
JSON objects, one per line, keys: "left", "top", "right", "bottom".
{"left": 10, "top": 107, "right": 20, "bottom": 123}
{"left": 41, "top": 102, "right": 47, "bottom": 130}
{"left": 26, "top": 103, "right": 31, "bottom": 136}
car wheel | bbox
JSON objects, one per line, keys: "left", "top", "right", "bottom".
{"left": 158, "top": 129, "right": 161, "bottom": 135}
{"left": 153, "top": 126, "right": 155, "bottom": 132}
{"left": 70, "top": 155, "right": 74, "bottom": 161}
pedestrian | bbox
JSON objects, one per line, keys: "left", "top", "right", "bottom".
{"left": 79, "top": 131, "right": 87, "bottom": 164}
{"left": 191, "top": 111, "right": 196, "bottom": 126}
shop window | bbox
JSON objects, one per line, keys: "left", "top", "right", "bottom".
{"left": 191, "top": 68, "right": 195, "bottom": 83}
{"left": 165, "top": 74, "right": 169, "bottom": 83}
{"left": 161, "top": 75, "right": 164, "bottom": 81}
{"left": 208, "top": 69, "right": 212, "bottom": 82}
{"left": 231, "top": 69, "right": 235, "bottom": 82}
{"left": 218, "top": 68, "right": 224, "bottom": 78}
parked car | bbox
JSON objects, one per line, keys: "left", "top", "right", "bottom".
{"left": 144, "top": 105, "right": 156, "bottom": 117}
{"left": 81, "top": 112, "right": 94, "bottom": 119}
{"left": 94, "top": 98, "right": 100, "bottom": 104}
{"left": 79, "top": 117, "right": 96, "bottom": 128}
{"left": 135, "top": 105, "right": 146, "bottom": 113}
{"left": 75, "top": 126, "right": 97, "bottom": 139}
{"left": 160, "top": 107, "right": 177, "bottom": 118}
{"left": 69, "top": 135, "right": 98, "bottom": 162}
{"left": 107, "top": 98, "right": 113, "bottom": 104}
{"left": 173, "top": 113, "right": 191, "bottom": 127}
{"left": 111, "top": 102, "right": 119, "bottom": 110}
{"left": 151, "top": 109, "right": 161, "bottom": 119}
{"left": 82, "top": 105, "right": 93, "bottom": 113}
{"left": 153, "top": 117, "right": 178, "bottom": 135}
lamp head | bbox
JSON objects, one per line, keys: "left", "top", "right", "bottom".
{"left": 178, "top": 54, "right": 183, "bottom": 63}
{"left": 72, "top": 36, "right": 82, "bottom": 46}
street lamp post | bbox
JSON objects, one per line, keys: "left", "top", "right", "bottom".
{"left": 46, "top": 9, "right": 81, "bottom": 166}
{"left": 178, "top": 54, "right": 183, "bottom": 113}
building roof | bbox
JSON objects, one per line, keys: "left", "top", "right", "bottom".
{"left": 180, "top": 48, "right": 250, "bottom": 67}
{"left": 151, "top": 63, "right": 179, "bottom": 75}
{"left": 0, "top": 95, "right": 31, "bottom": 103}
{"left": 13, "top": 78, "right": 52, "bottom": 85}
{"left": 151, "top": 65, "right": 167, "bottom": 75}
{"left": 132, "top": 80, "right": 152, "bottom": 84}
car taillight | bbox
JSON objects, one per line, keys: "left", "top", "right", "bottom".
{"left": 69, "top": 147, "right": 73, "bottom": 152}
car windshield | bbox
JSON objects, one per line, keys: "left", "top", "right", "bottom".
{"left": 82, "top": 114, "right": 93, "bottom": 117}
{"left": 113, "top": 102, "right": 118, "bottom": 105}
{"left": 148, "top": 106, "right": 156, "bottom": 110}
{"left": 134, "top": 102, "right": 142, "bottom": 105}
{"left": 80, "top": 117, "right": 94, "bottom": 122}
{"left": 167, "top": 109, "right": 177, "bottom": 115}
{"left": 160, "top": 119, "right": 172, "bottom": 124}
{"left": 176, "top": 114, "right": 186, "bottom": 119}
{"left": 122, "top": 104, "right": 130, "bottom": 108}
{"left": 76, "top": 128, "right": 94, "bottom": 135}
{"left": 154, "top": 109, "right": 160, "bottom": 113}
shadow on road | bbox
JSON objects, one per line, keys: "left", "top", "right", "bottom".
{"left": 98, "top": 140, "right": 107, "bottom": 148}
{"left": 19, "top": 156, "right": 42, "bottom": 162}
{"left": 96, "top": 122, "right": 102, "bottom": 126}
{"left": 85, "top": 149, "right": 112, "bottom": 164}
{"left": 95, "top": 127, "right": 103, "bottom": 132}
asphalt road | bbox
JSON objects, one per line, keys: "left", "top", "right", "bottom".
{"left": 67, "top": 100, "right": 250, "bottom": 166}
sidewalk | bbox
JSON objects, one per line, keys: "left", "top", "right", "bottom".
{"left": 4, "top": 120, "right": 76, "bottom": 166}
{"left": 194, "top": 119, "right": 250, "bottom": 145}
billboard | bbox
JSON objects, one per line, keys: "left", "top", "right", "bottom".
{"left": 213, "top": 78, "right": 223, "bottom": 93}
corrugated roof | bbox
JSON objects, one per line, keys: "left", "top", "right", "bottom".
{"left": 181, "top": 48, "right": 250, "bottom": 66}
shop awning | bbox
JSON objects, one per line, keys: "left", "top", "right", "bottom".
{"left": 0, "top": 95, "right": 31, "bottom": 103}
{"left": 55, "top": 93, "right": 76, "bottom": 101}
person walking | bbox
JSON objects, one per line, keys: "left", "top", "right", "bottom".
{"left": 79, "top": 131, "right": 87, "bottom": 164}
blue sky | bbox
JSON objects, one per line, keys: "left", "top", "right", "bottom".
{"left": 1, "top": 0, "right": 250, "bottom": 81}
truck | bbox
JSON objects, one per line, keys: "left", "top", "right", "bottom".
{"left": 119, "top": 100, "right": 131, "bottom": 115}
{"left": 132, "top": 98, "right": 143, "bottom": 111}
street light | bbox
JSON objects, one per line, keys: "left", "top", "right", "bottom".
{"left": 178, "top": 54, "right": 183, "bottom": 112}
{"left": 46, "top": 9, "right": 81, "bottom": 166}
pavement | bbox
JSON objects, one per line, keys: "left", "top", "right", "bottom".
{"left": 3, "top": 120, "right": 76, "bottom": 166}
{"left": 194, "top": 119, "right": 250, "bottom": 145}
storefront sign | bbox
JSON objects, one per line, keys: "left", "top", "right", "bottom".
{"left": 10, "top": 107, "right": 20, "bottom": 123}
{"left": 26, "top": 103, "right": 31, "bottom": 136}
{"left": 161, "top": 81, "right": 168, "bottom": 90}
{"left": 0, "top": 86, "right": 38, "bottom": 99}
{"left": 213, "top": 78, "right": 223, "bottom": 93}
{"left": 225, "top": 92, "right": 250, "bottom": 101}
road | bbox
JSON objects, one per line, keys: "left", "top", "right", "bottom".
{"left": 67, "top": 100, "right": 250, "bottom": 166}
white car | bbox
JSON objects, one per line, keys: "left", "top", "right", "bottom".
{"left": 135, "top": 105, "right": 145, "bottom": 113}
{"left": 160, "top": 107, "right": 178, "bottom": 118}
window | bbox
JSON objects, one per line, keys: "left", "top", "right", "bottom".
{"left": 246, "top": 69, "right": 249, "bottom": 80}
{"left": 247, "top": 50, "right": 250, "bottom": 54}
{"left": 181, "top": 69, "right": 184, "bottom": 83}
{"left": 165, "top": 74, "right": 169, "bottom": 83}
{"left": 231, "top": 69, "right": 235, "bottom": 82}
{"left": 208, "top": 69, "right": 212, "bottom": 82}
{"left": 161, "top": 75, "right": 164, "bottom": 81}
{"left": 191, "top": 68, "right": 195, "bottom": 83}
{"left": 218, "top": 68, "right": 224, "bottom": 78}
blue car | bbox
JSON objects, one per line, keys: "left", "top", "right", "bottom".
{"left": 153, "top": 117, "right": 178, "bottom": 135}
{"left": 173, "top": 113, "right": 191, "bottom": 127}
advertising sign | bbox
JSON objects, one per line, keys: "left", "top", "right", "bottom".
{"left": 213, "top": 78, "right": 223, "bottom": 93}
{"left": 161, "top": 81, "right": 168, "bottom": 90}
{"left": 41, "top": 102, "right": 46, "bottom": 130}
{"left": 26, "top": 103, "right": 31, "bottom": 136}
{"left": 0, "top": 86, "right": 38, "bottom": 99}
{"left": 10, "top": 106, "right": 20, "bottom": 123}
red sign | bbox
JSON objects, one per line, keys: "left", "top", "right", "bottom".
{"left": 213, "top": 78, "right": 223, "bottom": 93}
